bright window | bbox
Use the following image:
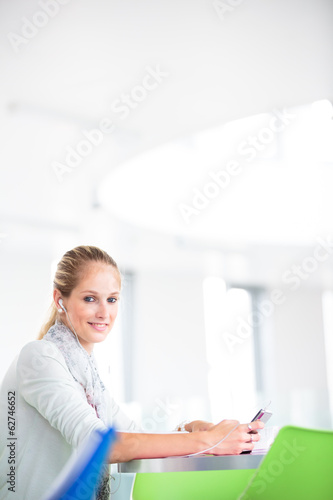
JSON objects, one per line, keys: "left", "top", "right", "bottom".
{"left": 203, "top": 277, "right": 258, "bottom": 422}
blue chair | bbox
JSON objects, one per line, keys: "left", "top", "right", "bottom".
{"left": 43, "top": 427, "right": 116, "bottom": 500}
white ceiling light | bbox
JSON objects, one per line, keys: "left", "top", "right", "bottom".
{"left": 99, "top": 102, "right": 333, "bottom": 247}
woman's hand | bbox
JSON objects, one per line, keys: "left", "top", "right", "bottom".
{"left": 111, "top": 419, "right": 264, "bottom": 462}
{"left": 185, "top": 420, "right": 215, "bottom": 432}
{"left": 204, "top": 419, "right": 264, "bottom": 455}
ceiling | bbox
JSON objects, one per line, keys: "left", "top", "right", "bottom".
{"left": 0, "top": 0, "right": 333, "bottom": 279}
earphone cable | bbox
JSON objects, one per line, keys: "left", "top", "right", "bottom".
{"left": 183, "top": 422, "right": 240, "bottom": 457}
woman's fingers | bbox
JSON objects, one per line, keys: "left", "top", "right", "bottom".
{"left": 206, "top": 419, "right": 264, "bottom": 455}
{"left": 244, "top": 431, "right": 260, "bottom": 443}
{"left": 241, "top": 420, "right": 264, "bottom": 448}
{"left": 244, "top": 420, "right": 265, "bottom": 433}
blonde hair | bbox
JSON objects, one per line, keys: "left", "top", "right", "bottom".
{"left": 38, "top": 245, "right": 120, "bottom": 339}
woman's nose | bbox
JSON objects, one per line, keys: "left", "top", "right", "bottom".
{"left": 96, "top": 301, "right": 108, "bottom": 318}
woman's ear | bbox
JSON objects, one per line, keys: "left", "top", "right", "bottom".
{"left": 53, "top": 289, "right": 62, "bottom": 311}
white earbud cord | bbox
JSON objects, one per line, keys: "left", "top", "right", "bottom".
{"left": 61, "top": 308, "right": 99, "bottom": 387}
{"left": 183, "top": 422, "right": 240, "bottom": 457}
{"left": 62, "top": 309, "right": 82, "bottom": 349}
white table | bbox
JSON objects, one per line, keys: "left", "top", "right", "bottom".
{"left": 118, "top": 452, "right": 266, "bottom": 473}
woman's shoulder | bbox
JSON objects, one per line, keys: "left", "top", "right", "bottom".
{"left": 18, "top": 340, "right": 65, "bottom": 366}
{"left": 16, "top": 340, "right": 72, "bottom": 382}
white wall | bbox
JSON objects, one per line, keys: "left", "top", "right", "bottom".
{"left": 0, "top": 246, "right": 52, "bottom": 378}
{"left": 263, "top": 287, "right": 331, "bottom": 429}
{"left": 131, "top": 268, "right": 211, "bottom": 431}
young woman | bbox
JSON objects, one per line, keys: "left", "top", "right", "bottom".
{"left": 0, "top": 245, "right": 263, "bottom": 499}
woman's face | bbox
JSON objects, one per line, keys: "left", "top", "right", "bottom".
{"left": 56, "top": 262, "right": 121, "bottom": 354}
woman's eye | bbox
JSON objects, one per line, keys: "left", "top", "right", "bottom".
{"left": 84, "top": 296, "right": 95, "bottom": 302}
{"left": 108, "top": 297, "right": 117, "bottom": 303}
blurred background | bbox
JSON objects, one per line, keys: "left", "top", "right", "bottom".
{"left": 1, "top": 0, "right": 333, "bottom": 435}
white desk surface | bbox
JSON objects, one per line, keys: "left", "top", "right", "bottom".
{"left": 118, "top": 452, "right": 266, "bottom": 473}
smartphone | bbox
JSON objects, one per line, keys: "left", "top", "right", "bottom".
{"left": 251, "top": 408, "right": 273, "bottom": 424}
{"left": 241, "top": 408, "right": 273, "bottom": 454}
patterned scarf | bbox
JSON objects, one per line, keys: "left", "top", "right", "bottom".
{"left": 44, "top": 320, "right": 111, "bottom": 500}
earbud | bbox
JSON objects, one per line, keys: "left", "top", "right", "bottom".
{"left": 58, "top": 298, "right": 67, "bottom": 313}
{"left": 56, "top": 298, "right": 82, "bottom": 351}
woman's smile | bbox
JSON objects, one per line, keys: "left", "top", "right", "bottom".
{"left": 88, "top": 322, "right": 109, "bottom": 331}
